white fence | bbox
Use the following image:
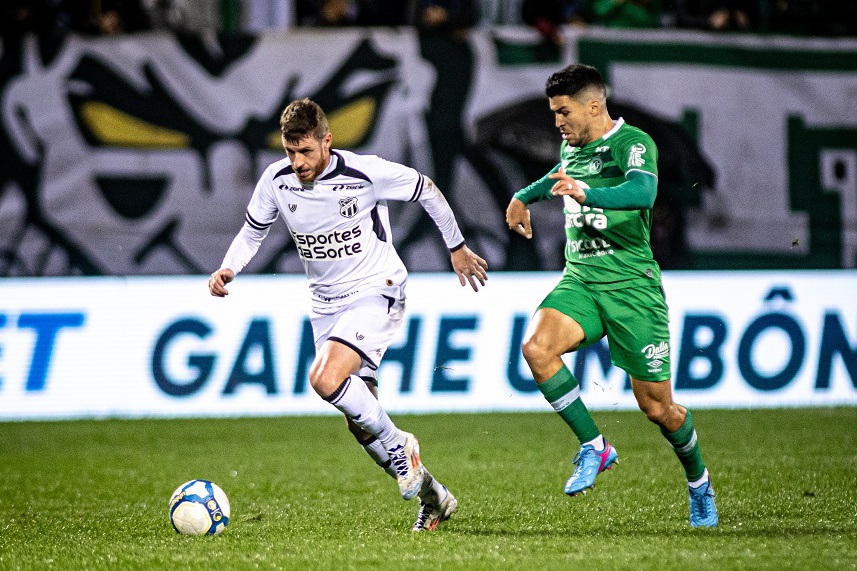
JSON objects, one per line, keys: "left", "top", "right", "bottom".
{"left": 1, "top": 271, "right": 855, "bottom": 420}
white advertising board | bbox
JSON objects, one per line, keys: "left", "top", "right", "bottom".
{"left": 0, "top": 272, "right": 855, "bottom": 420}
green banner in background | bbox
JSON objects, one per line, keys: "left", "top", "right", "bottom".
{"left": 575, "top": 29, "right": 857, "bottom": 269}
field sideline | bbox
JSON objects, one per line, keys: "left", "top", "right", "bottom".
{"left": 1, "top": 408, "right": 854, "bottom": 570}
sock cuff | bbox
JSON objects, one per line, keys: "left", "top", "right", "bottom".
{"left": 662, "top": 409, "right": 695, "bottom": 446}
{"left": 324, "top": 376, "right": 352, "bottom": 404}
{"left": 357, "top": 434, "right": 378, "bottom": 446}
{"left": 537, "top": 366, "right": 579, "bottom": 402}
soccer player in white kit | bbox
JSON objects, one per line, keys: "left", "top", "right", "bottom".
{"left": 209, "top": 98, "right": 488, "bottom": 531}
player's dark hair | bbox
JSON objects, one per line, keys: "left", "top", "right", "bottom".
{"left": 545, "top": 64, "right": 606, "bottom": 100}
{"left": 280, "top": 98, "right": 330, "bottom": 143}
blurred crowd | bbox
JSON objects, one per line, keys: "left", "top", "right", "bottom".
{"left": 1, "top": 0, "right": 855, "bottom": 40}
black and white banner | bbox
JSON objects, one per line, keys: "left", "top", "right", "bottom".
{"left": 1, "top": 28, "right": 856, "bottom": 276}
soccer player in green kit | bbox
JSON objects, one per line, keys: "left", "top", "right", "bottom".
{"left": 505, "top": 64, "right": 718, "bottom": 527}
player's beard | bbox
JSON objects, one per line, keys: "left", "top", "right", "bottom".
{"left": 565, "top": 124, "right": 590, "bottom": 147}
{"left": 296, "top": 168, "right": 317, "bottom": 183}
{"left": 296, "top": 152, "right": 329, "bottom": 183}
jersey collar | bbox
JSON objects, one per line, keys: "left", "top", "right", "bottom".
{"left": 318, "top": 150, "right": 371, "bottom": 183}
{"left": 600, "top": 117, "right": 625, "bottom": 143}
{"left": 318, "top": 151, "right": 341, "bottom": 180}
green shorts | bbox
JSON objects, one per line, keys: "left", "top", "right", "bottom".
{"left": 538, "top": 275, "right": 672, "bottom": 381}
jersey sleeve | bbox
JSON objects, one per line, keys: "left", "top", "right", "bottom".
{"left": 244, "top": 173, "right": 280, "bottom": 233}
{"left": 417, "top": 177, "right": 465, "bottom": 251}
{"left": 513, "top": 163, "right": 560, "bottom": 205}
{"left": 220, "top": 170, "right": 280, "bottom": 274}
{"left": 365, "top": 155, "right": 425, "bottom": 202}
{"left": 583, "top": 170, "right": 657, "bottom": 210}
{"left": 220, "top": 222, "right": 269, "bottom": 274}
{"left": 617, "top": 131, "right": 658, "bottom": 178}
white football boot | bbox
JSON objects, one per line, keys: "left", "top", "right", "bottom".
{"left": 387, "top": 432, "right": 426, "bottom": 500}
{"left": 412, "top": 486, "right": 458, "bottom": 532}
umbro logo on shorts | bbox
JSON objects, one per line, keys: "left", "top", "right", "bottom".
{"left": 356, "top": 332, "right": 365, "bottom": 340}
{"left": 642, "top": 341, "right": 669, "bottom": 373}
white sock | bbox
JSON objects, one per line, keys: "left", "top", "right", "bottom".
{"left": 583, "top": 434, "right": 605, "bottom": 451}
{"left": 326, "top": 376, "right": 404, "bottom": 449}
{"left": 688, "top": 468, "right": 710, "bottom": 488}
{"left": 362, "top": 438, "right": 398, "bottom": 478}
{"left": 418, "top": 471, "right": 446, "bottom": 502}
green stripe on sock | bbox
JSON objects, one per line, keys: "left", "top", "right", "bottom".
{"left": 537, "top": 366, "right": 600, "bottom": 444}
{"left": 661, "top": 410, "right": 706, "bottom": 481}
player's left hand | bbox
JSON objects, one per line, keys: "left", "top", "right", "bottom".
{"left": 451, "top": 246, "right": 488, "bottom": 292}
{"left": 548, "top": 171, "right": 587, "bottom": 204}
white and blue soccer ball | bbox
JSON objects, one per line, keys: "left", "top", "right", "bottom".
{"left": 169, "top": 479, "right": 231, "bottom": 535}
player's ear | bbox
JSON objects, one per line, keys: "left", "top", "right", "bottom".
{"left": 323, "top": 132, "right": 332, "bottom": 150}
{"left": 588, "top": 98, "right": 601, "bottom": 116}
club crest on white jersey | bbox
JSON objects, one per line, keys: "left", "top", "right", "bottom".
{"left": 339, "top": 197, "right": 358, "bottom": 218}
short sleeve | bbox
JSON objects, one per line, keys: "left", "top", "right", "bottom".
{"left": 364, "top": 155, "right": 424, "bottom": 202}
{"left": 245, "top": 169, "right": 280, "bottom": 231}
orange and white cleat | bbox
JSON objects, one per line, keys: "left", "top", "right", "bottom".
{"left": 387, "top": 432, "right": 426, "bottom": 500}
{"left": 413, "top": 487, "right": 458, "bottom": 531}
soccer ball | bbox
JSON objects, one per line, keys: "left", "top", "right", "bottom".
{"left": 169, "top": 479, "right": 231, "bottom": 535}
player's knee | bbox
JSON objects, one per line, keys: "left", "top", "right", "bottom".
{"left": 521, "top": 336, "right": 552, "bottom": 370}
{"left": 639, "top": 401, "right": 671, "bottom": 427}
{"left": 308, "top": 361, "right": 339, "bottom": 396}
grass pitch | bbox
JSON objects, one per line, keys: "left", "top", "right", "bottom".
{"left": 0, "top": 408, "right": 855, "bottom": 570}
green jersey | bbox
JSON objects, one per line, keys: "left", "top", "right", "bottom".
{"left": 515, "top": 119, "right": 661, "bottom": 290}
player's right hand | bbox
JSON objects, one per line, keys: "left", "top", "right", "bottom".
{"left": 209, "top": 268, "right": 235, "bottom": 297}
{"left": 505, "top": 198, "right": 533, "bottom": 239}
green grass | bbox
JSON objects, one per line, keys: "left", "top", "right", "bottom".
{"left": 0, "top": 408, "right": 855, "bottom": 570}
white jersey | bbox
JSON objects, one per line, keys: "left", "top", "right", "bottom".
{"left": 221, "top": 150, "right": 464, "bottom": 309}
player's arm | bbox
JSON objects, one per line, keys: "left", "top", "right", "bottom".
{"left": 209, "top": 220, "right": 270, "bottom": 297}
{"left": 417, "top": 176, "right": 488, "bottom": 291}
{"left": 582, "top": 171, "right": 657, "bottom": 209}
{"left": 514, "top": 163, "right": 561, "bottom": 205}
{"left": 549, "top": 169, "right": 657, "bottom": 209}
{"left": 506, "top": 163, "right": 561, "bottom": 239}
{"left": 209, "top": 176, "right": 279, "bottom": 297}
{"left": 369, "top": 156, "right": 487, "bottom": 290}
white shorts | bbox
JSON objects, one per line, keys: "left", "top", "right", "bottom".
{"left": 310, "top": 290, "right": 406, "bottom": 379}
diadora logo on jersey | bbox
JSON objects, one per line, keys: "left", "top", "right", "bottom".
{"left": 628, "top": 143, "right": 647, "bottom": 168}
{"left": 291, "top": 226, "right": 363, "bottom": 260}
{"left": 288, "top": 204, "right": 297, "bottom": 212}
{"left": 339, "top": 197, "right": 358, "bottom": 218}
{"left": 332, "top": 183, "right": 365, "bottom": 191}
{"left": 641, "top": 341, "right": 669, "bottom": 373}
{"left": 279, "top": 183, "right": 306, "bottom": 193}
{"left": 588, "top": 157, "right": 603, "bottom": 174}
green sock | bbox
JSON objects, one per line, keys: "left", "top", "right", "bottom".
{"left": 661, "top": 409, "right": 706, "bottom": 481}
{"left": 537, "top": 366, "right": 600, "bottom": 444}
